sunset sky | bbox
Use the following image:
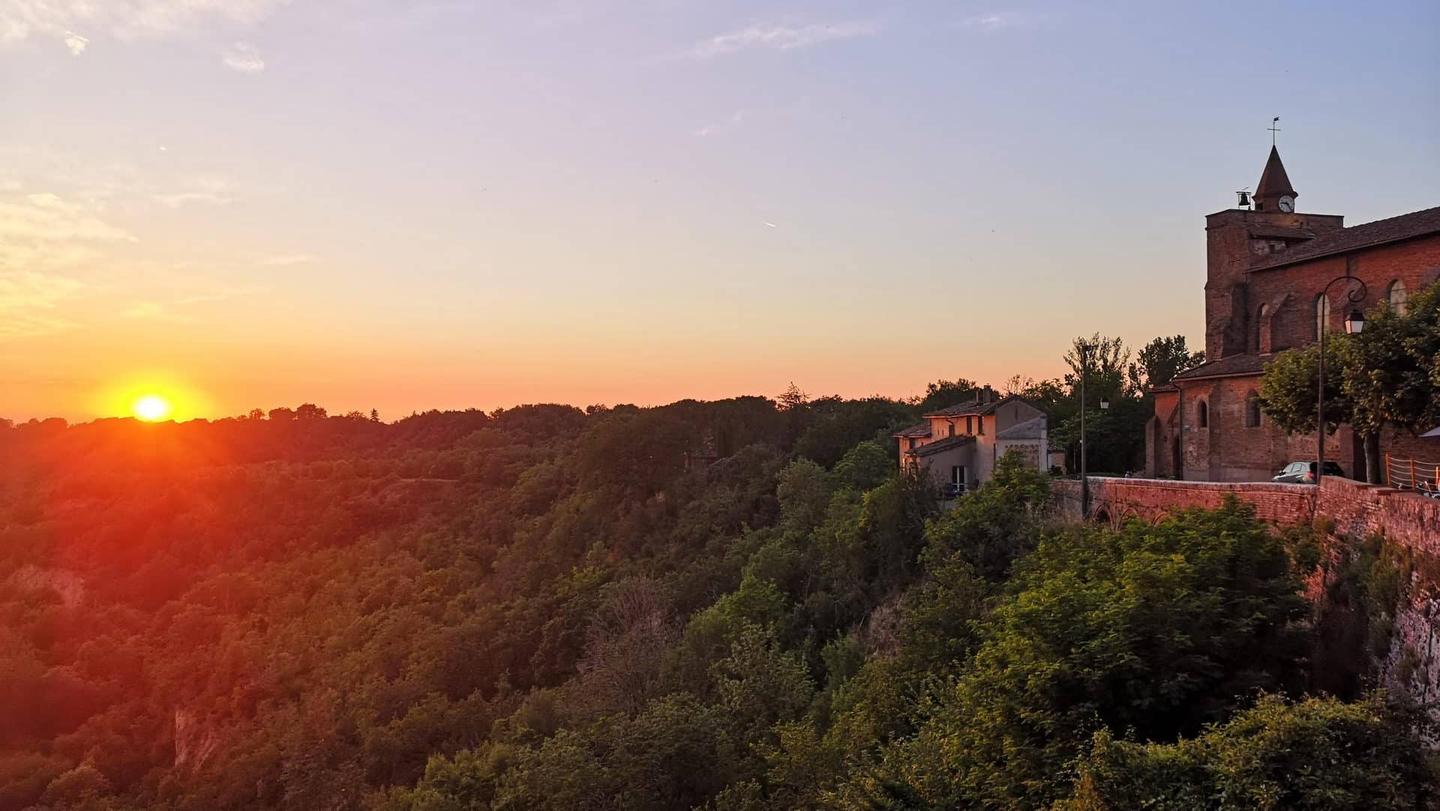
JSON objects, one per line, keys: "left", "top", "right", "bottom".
{"left": 3, "top": 0, "right": 1438, "bottom": 422}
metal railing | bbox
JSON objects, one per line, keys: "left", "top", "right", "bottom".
{"left": 1385, "top": 454, "right": 1440, "bottom": 498}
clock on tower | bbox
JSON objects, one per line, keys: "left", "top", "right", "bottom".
{"left": 1253, "top": 146, "right": 1298, "bottom": 213}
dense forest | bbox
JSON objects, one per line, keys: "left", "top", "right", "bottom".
{"left": 1, "top": 360, "right": 1436, "bottom": 809}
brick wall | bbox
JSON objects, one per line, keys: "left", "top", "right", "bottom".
{"left": 1247, "top": 238, "right": 1440, "bottom": 354}
{"left": 1050, "top": 477, "right": 1316, "bottom": 526}
{"left": 1175, "top": 375, "right": 1356, "bottom": 483}
{"left": 1317, "top": 476, "right": 1440, "bottom": 556}
{"left": 1050, "top": 476, "right": 1440, "bottom": 555}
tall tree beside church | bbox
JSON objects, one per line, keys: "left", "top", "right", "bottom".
{"left": 1340, "top": 282, "right": 1440, "bottom": 440}
{"left": 1259, "top": 281, "right": 1440, "bottom": 483}
{"left": 1054, "top": 335, "right": 1148, "bottom": 473}
{"left": 1128, "top": 336, "right": 1204, "bottom": 393}
{"left": 1064, "top": 334, "right": 1130, "bottom": 402}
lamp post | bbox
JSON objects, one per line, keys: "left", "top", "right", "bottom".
{"left": 1316, "top": 274, "right": 1367, "bottom": 487}
{"left": 1079, "top": 342, "right": 1091, "bottom": 517}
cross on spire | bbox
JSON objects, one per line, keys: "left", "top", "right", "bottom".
{"left": 1268, "top": 116, "right": 1281, "bottom": 147}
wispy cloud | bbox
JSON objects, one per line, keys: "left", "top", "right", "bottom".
{"left": 1, "top": 0, "right": 287, "bottom": 55}
{"left": 259, "top": 253, "right": 317, "bottom": 267}
{"left": 694, "top": 110, "right": 746, "bottom": 138}
{"left": 0, "top": 270, "right": 82, "bottom": 337}
{"left": 0, "top": 191, "right": 132, "bottom": 336}
{"left": 152, "top": 175, "right": 236, "bottom": 207}
{"left": 690, "top": 20, "right": 878, "bottom": 59}
{"left": 0, "top": 193, "right": 134, "bottom": 251}
{"left": 222, "top": 41, "right": 264, "bottom": 73}
{"left": 960, "top": 11, "right": 1046, "bottom": 32}
{"left": 121, "top": 283, "right": 259, "bottom": 322}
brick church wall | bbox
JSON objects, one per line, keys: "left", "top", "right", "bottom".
{"left": 1172, "top": 376, "right": 1354, "bottom": 482}
{"left": 1175, "top": 196, "right": 1440, "bottom": 484}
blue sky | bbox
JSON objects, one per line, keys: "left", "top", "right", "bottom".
{"left": 2, "top": 0, "right": 1438, "bottom": 420}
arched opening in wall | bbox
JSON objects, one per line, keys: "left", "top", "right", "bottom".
{"left": 1256, "top": 303, "right": 1269, "bottom": 353}
{"left": 1388, "top": 280, "right": 1408, "bottom": 315}
{"left": 1094, "top": 508, "right": 1111, "bottom": 526}
{"left": 1314, "top": 293, "right": 1330, "bottom": 340}
{"left": 1245, "top": 391, "right": 1262, "bottom": 428}
{"left": 1197, "top": 399, "right": 1209, "bottom": 429}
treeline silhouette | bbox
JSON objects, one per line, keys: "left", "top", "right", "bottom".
{"left": 0, "top": 391, "right": 1432, "bottom": 809}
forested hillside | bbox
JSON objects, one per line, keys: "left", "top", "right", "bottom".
{"left": 0, "top": 393, "right": 1435, "bottom": 810}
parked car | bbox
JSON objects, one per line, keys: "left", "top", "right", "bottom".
{"left": 1272, "top": 461, "right": 1345, "bottom": 483}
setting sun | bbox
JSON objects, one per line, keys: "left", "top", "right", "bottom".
{"left": 132, "top": 395, "right": 174, "bottom": 422}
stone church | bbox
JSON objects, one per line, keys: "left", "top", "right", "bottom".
{"left": 1145, "top": 146, "right": 1440, "bottom": 482}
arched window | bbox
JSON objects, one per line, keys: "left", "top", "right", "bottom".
{"left": 1388, "top": 280, "right": 1408, "bottom": 316}
{"left": 1256, "top": 303, "right": 1270, "bottom": 353}
{"left": 1314, "top": 293, "right": 1330, "bottom": 339}
{"left": 1245, "top": 391, "right": 1262, "bottom": 428}
{"left": 1197, "top": 399, "right": 1209, "bottom": 429}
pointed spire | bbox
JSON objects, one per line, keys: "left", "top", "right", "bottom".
{"left": 1254, "top": 146, "right": 1297, "bottom": 211}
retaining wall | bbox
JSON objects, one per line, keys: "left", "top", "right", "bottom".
{"left": 1051, "top": 476, "right": 1440, "bottom": 553}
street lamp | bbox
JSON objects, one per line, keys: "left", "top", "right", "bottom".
{"left": 1079, "top": 342, "right": 1091, "bottom": 517}
{"left": 1316, "top": 274, "right": 1367, "bottom": 486}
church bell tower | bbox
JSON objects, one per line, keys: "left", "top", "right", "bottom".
{"left": 1202, "top": 142, "right": 1343, "bottom": 359}
{"left": 1253, "top": 146, "right": 1298, "bottom": 213}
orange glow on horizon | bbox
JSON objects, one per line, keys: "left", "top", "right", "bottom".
{"left": 132, "top": 395, "right": 174, "bottom": 422}
{"left": 90, "top": 375, "right": 210, "bottom": 424}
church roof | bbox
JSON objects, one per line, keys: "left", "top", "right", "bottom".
{"left": 1171, "top": 354, "right": 1268, "bottom": 382}
{"left": 1255, "top": 146, "right": 1297, "bottom": 202}
{"left": 1250, "top": 205, "right": 1440, "bottom": 271}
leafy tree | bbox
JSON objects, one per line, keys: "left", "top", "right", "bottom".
{"left": 874, "top": 501, "right": 1310, "bottom": 808}
{"left": 1262, "top": 283, "right": 1440, "bottom": 482}
{"left": 794, "top": 398, "right": 915, "bottom": 468}
{"left": 914, "top": 378, "right": 980, "bottom": 413}
{"left": 710, "top": 625, "right": 816, "bottom": 758}
{"left": 295, "top": 403, "right": 328, "bottom": 420}
{"left": 1065, "top": 334, "right": 1131, "bottom": 402}
{"left": 830, "top": 440, "right": 892, "bottom": 492}
{"left": 1051, "top": 334, "right": 1151, "bottom": 473}
{"left": 1128, "top": 335, "right": 1204, "bottom": 392}
{"left": 776, "top": 459, "right": 832, "bottom": 532}
{"left": 922, "top": 451, "right": 1051, "bottom": 582}
{"left": 1340, "top": 281, "right": 1440, "bottom": 475}
{"left": 776, "top": 383, "right": 809, "bottom": 411}
{"left": 1064, "top": 694, "right": 1437, "bottom": 811}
